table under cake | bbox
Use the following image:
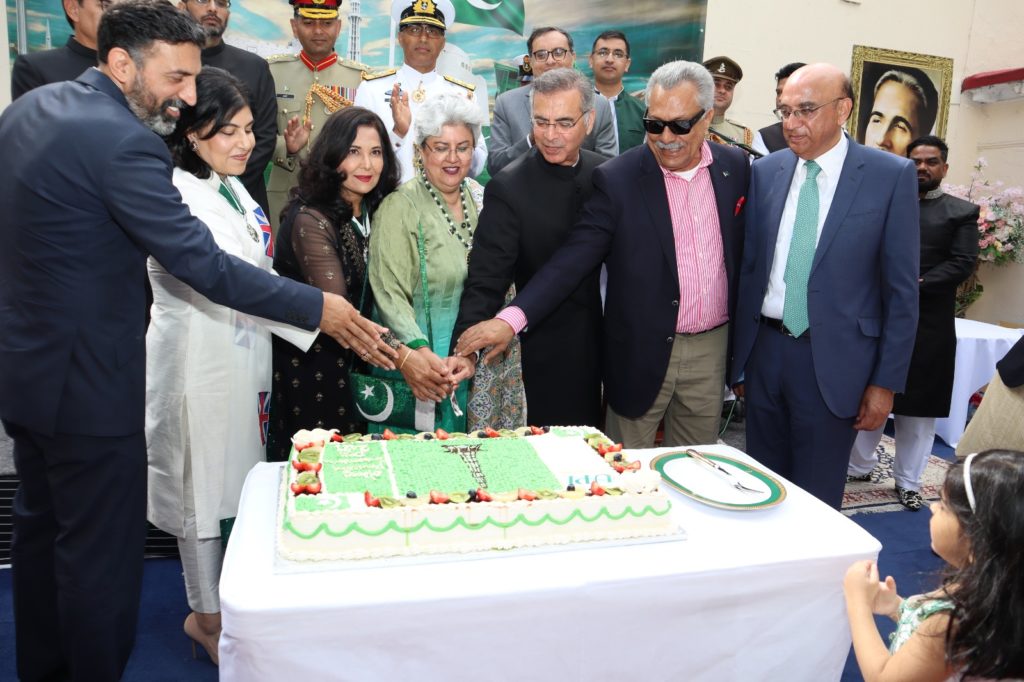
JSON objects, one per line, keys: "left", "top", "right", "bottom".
{"left": 219, "top": 444, "right": 879, "bottom": 681}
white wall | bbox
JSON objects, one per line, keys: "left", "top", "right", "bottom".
{"left": 705, "top": 0, "right": 1024, "bottom": 325}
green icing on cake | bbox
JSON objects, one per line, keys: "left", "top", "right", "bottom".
{"left": 319, "top": 436, "right": 560, "bottom": 497}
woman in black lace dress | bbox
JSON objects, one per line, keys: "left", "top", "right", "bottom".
{"left": 267, "top": 107, "right": 401, "bottom": 459}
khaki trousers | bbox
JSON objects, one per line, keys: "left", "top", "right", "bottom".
{"left": 606, "top": 324, "right": 728, "bottom": 449}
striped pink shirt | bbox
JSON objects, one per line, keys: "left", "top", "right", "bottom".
{"left": 663, "top": 141, "right": 728, "bottom": 333}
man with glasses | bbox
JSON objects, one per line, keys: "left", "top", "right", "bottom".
{"left": 267, "top": 0, "right": 366, "bottom": 226}
{"left": 179, "top": 0, "right": 277, "bottom": 216}
{"left": 588, "top": 30, "right": 646, "bottom": 152}
{"left": 450, "top": 68, "right": 606, "bottom": 427}
{"left": 11, "top": 0, "right": 111, "bottom": 98}
{"left": 355, "top": 0, "right": 488, "bottom": 182}
{"left": 487, "top": 26, "right": 617, "bottom": 176}
{"left": 731, "top": 63, "right": 919, "bottom": 509}
{"left": 456, "top": 60, "right": 749, "bottom": 448}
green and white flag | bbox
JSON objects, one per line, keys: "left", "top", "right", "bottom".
{"left": 451, "top": 0, "right": 525, "bottom": 35}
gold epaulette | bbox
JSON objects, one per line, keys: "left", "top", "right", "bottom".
{"left": 725, "top": 119, "right": 755, "bottom": 146}
{"left": 267, "top": 53, "right": 297, "bottom": 64}
{"left": 362, "top": 68, "right": 397, "bottom": 81}
{"left": 443, "top": 75, "right": 476, "bottom": 92}
{"left": 339, "top": 58, "right": 369, "bottom": 71}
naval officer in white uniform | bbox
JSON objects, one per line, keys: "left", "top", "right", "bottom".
{"left": 355, "top": 0, "right": 488, "bottom": 182}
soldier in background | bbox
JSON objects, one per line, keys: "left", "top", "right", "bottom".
{"left": 180, "top": 0, "right": 278, "bottom": 215}
{"left": 702, "top": 55, "right": 758, "bottom": 154}
{"left": 267, "top": 0, "right": 365, "bottom": 227}
{"left": 355, "top": 0, "right": 488, "bottom": 183}
{"left": 11, "top": 0, "right": 105, "bottom": 99}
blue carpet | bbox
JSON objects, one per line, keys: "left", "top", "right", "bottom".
{"left": 0, "top": 558, "right": 218, "bottom": 682}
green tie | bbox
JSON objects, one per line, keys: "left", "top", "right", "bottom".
{"left": 782, "top": 160, "right": 822, "bottom": 337}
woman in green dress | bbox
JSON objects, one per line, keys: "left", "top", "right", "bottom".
{"left": 368, "top": 93, "right": 486, "bottom": 434}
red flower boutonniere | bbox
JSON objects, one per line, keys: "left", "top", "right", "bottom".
{"left": 734, "top": 196, "right": 746, "bottom": 216}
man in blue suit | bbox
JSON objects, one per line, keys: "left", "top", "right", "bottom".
{"left": 0, "top": 2, "right": 395, "bottom": 679}
{"left": 731, "top": 63, "right": 919, "bottom": 508}
{"left": 455, "top": 60, "right": 749, "bottom": 449}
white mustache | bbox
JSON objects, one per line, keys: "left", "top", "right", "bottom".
{"left": 654, "top": 140, "right": 684, "bottom": 151}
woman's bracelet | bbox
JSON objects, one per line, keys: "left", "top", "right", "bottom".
{"left": 398, "top": 348, "right": 412, "bottom": 371}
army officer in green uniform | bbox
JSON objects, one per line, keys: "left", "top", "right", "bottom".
{"left": 702, "top": 55, "right": 757, "bottom": 152}
{"left": 267, "top": 0, "right": 367, "bottom": 227}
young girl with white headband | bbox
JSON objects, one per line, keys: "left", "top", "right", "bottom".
{"left": 843, "top": 449, "right": 1024, "bottom": 682}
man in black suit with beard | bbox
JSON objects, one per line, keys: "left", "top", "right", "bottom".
{"left": 0, "top": 3, "right": 394, "bottom": 678}
{"left": 848, "top": 135, "right": 978, "bottom": 508}
{"left": 451, "top": 68, "right": 606, "bottom": 427}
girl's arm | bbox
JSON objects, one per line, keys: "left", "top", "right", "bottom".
{"left": 844, "top": 561, "right": 953, "bottom": 682}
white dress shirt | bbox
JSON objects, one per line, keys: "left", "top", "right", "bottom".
{"left": 761, "top": 133, "right": 849, "bottom": 318}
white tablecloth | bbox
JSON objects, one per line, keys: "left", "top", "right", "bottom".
{"left": 935, "top": 318, "right": 1024, "bottom": 447}
{"left": 219, "top": 445, "right": 880, "bottom": 681}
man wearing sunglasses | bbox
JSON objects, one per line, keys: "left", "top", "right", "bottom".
{"left": 456, "top": 60, "right": 749, "bottom": 449}
{"left": 731, "top": 63, "right": 919, "bottom": 509}
{"left": 487, "top": 26, "right": 617, "bottom": 176}
{"left": 355, "top": 0, "right": 488, "bottom": 183}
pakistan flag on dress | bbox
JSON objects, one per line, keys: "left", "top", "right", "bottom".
{"left": 351, "top": 373, "right": 436, "bottom": 432}
{"left": 451, "top": 0, "right": 525, "bottom": 34}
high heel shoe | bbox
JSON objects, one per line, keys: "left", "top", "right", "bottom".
{"left": 184, "top": 611, "right": 221, "bottom": 666}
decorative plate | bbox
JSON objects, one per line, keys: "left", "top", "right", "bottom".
{"left": 649, "top": 450, "right": 786, "bottom": 510}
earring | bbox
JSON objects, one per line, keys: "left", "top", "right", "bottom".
{"left": 189, "top": 139, "right": 198, "bottom": 152}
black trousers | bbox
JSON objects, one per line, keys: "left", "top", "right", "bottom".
{"left": 4, "top": 420, "right": 147, "bottom": 682}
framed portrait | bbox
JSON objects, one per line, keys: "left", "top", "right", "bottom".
{"left": 849, "top": 46, "right": 954, "bottom": 157}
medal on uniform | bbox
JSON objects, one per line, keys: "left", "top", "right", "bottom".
{"left": 413, "top": 82, "right": 426, "bottom": 103}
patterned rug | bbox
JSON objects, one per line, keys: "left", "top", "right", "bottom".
{"left": 841, "top": 435, "right": 953, "bottom": 515}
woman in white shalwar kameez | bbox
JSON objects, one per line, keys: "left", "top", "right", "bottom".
{"left": 146, "top": 68, "right": 317, "bottom": 665}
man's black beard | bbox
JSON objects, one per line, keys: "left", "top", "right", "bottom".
{"left": 204, "top": 24, "right": 225, "bottom": 40}
{"left": 918, "top": 176, "right": 942, "bottom": 193}
{"left": 125, "top": 74, "right": 185, "bottom": 136}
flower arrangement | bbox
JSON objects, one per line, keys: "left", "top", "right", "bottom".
{"left": 944, "top": 158, "right": 1024, "bottom": 266}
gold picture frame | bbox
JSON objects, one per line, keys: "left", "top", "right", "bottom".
{"left": 849, "top": 45, "right": 953, "bottom": 155}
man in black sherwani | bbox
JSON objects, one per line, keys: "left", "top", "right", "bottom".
{"left": 179, "top": 0, "right": 278, "bottom": 215}
{"left": 451, "top": 67, "right": 606, "bottom": 427}
{"left": 11, "top": 0, "right": 103, "bottom": 99}
{"left": 848, "top": 135, "right": 979, "bottom": 509}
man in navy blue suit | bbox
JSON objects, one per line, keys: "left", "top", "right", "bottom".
{"left": 0, "top": 2, "right": 395, "bottom": 679}
{"left": 731, "top": 63, "right": 919, "bottom": 508}
{"left": 454, "top": 60, "right": 749, "bottom": 449}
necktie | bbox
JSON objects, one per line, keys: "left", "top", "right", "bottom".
{"left": 782, "top": 160, "right": 822, "bottom": 337}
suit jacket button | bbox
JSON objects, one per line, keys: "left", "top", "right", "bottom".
{"left": 671, "top": 300, "right": 679, "bottom": 307}
{"left": 666, "top": 336, "right": 673, "bottom": 344}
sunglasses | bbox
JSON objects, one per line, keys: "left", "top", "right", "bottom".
{"left": 641, "top": 109, "right": 706, "bottom": 136}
